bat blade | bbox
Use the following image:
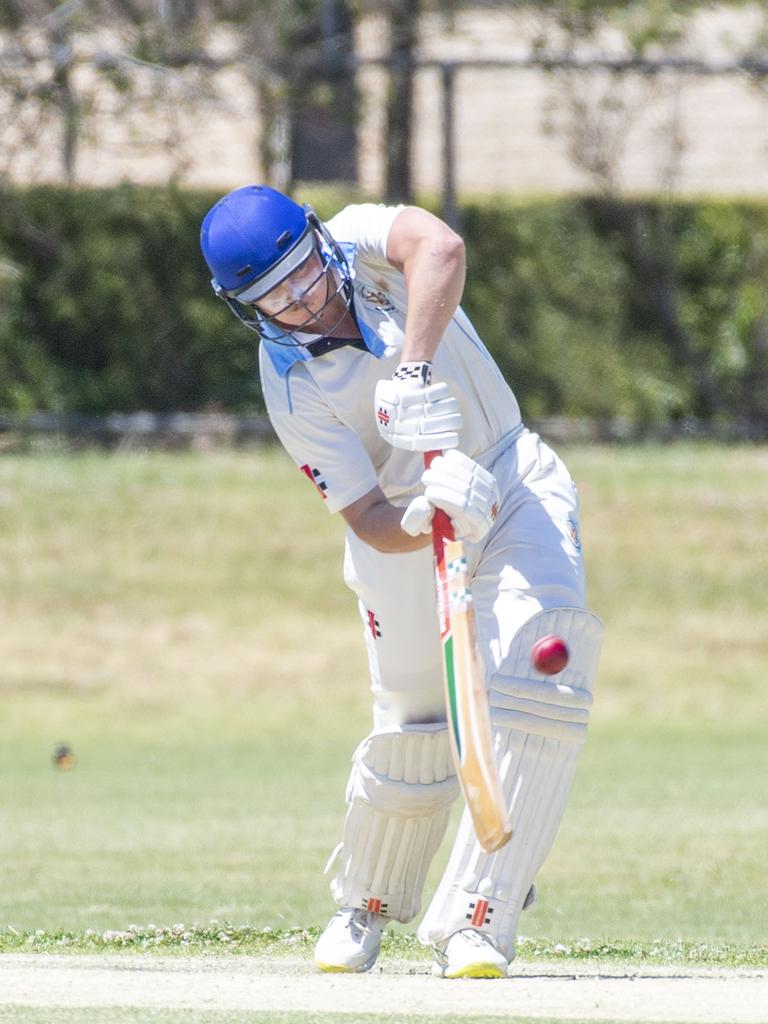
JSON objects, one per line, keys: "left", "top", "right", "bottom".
{"left": 441, "top": 538, "right": 512, "bottom": 853}
{"left": 424, "top": 452, "right": 512, "bottom": 854}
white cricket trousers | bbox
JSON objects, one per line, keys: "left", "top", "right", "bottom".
{"left": 343, "top": 428, "right": 586, "bottom": 729}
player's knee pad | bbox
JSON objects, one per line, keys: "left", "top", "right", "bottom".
{"left": 327, "top": 724, "right": 459, "bottom": 922}
{"left": 418, "top": 607, "right": 602, "bottom": 959}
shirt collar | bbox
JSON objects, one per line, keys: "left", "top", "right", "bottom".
{"left": 260, "top": 242, "right": 387, "bottom": 377}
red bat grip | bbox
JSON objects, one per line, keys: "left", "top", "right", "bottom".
{"left": 424, "top": 450, "right": 454, "bottom": 558}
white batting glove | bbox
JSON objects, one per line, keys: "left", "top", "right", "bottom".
{"left": 400, "top": 449, "right": 501, "bottom": 543}
{"left": 400, "top": 494, "right": 434, "bottom": 537}
{"left": 375, "top": 361, "right": 462, "bottom": 452}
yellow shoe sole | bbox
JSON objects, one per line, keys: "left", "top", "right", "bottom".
{"left": 315, "top": 960, "right": 354, "bottom": 973}
{"left": 444, "top": 962, "right": 506, "bottom": 979}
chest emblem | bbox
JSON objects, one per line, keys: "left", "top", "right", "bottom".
{"left": 566, "top": 513, "right": 581, "bottom": 551}
{"left": 360, "top": 285, "right": 396, "bottom": 313}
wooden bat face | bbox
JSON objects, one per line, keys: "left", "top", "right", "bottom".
{"left": 423, "top": 450, "right": 511, "bottom": 854}
{"left": 439, "top": 538, "right": 512, "bottom": 854}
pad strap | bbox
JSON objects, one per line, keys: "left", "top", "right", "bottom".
{"left": 328, "top": 725, "right": 459, "bottom": 922}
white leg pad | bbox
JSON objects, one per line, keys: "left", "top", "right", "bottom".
{"left": 328, "top": 725, "right": 460, "bottom": 922}
{"left": 418, "top": 607, "right": 603, "bottom": 959}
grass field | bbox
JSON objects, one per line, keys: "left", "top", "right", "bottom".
{"left": 0, "top": 1013, "right": 680, "bottom": 1024}
{"left": 0, "top": 442, "right": 766, "bottom": 974}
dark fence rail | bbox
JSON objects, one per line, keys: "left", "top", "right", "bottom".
{"left": 0, "top": 412, "right": 275, "bottom": 450}
{"left": 1, "top": 412, "right": 765, "bottom": 452}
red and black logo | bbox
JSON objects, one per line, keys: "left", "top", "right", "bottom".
{"left": 299, "top": 464, "right": 328, "bottom": 500}
{"left": 364, "top": 897, "right": 388, "bottom": 914}
{"left": 466, "top": 898, "right": 493, "bottom": 927}
{"left": 367, "top": 609, "right": 381, "bottom": 639}
{"left": 376, "top": 407, "right": 391, "bottom": 427}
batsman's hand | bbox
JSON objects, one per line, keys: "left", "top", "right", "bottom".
{"left": 400, "top": 449, "right": 501, "bottom": 543}
{"left": 375, "top": 361, "right": 462, "bottom": 452}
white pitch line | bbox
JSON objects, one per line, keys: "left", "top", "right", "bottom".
{"left": 0, "top": 955, "right": 766, "bottom": 1023}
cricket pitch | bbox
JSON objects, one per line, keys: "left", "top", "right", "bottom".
{"left": 0, "top": 955, "right": 766, "bottom": 1022}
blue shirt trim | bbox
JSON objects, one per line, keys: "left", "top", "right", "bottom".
{"left": 261, "top": 241, "right": 387, "bottom": 377}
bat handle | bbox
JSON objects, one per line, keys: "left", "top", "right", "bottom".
{"left": 424, "top": 450, "right": 454, "bottom": 557}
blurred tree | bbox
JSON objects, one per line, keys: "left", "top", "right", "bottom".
{"left": 1, "top": 1, "right": 767, "bottom": 426}
{"left": 532, "top": 0, "right": 695, "bottom": 194}
{"left": 0, "top": 0, "right": 202, "bottom": 183}
{"left": 528, "top": 0, "right": 768, "bottom": 420}
{"left": 290, "top": 0, "right": 359, "bottom": 184}
{"left": 0, "top": 0, "right": 360, "bottom": 188}
{"left": 383, "top": 0, "right": 419, "bottom": 202}
{"left": 157, "top": 0, "right": 199, "bottom": 31}
{"left": 0, "top": 185, "right": 262, "bottom": 413}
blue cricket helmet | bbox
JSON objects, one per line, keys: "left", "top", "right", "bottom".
{"left": 200, "top": 184, "right": 353, "bottom": 345}
{"left": 200, "top": 184, "right": 315, "bottom": 302}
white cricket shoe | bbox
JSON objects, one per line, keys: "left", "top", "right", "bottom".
{"left": 432, "top": 929, "right": 508, "bottom": 979}
{"left": 314, "top": 908, "right": 387, "bottom": 973}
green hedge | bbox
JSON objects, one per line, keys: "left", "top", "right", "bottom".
{"left": 0, "top": 186, "right": 255, "bottom": 415}
{"left": 1, "top": 185, "right": 767, "bottom": 427}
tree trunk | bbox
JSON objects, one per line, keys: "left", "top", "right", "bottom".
{"left": 49, "top": 15, "right": 78, "bottom": 184}
{"left": 290, "top": 0, "right": 358, "bottom": 184}
{"left": 385, "top": 0, "right": 419, "bottom": 202}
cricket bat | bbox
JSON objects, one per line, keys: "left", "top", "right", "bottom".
{"left": 425, "top": 451, "right": 513, "bottom": 854}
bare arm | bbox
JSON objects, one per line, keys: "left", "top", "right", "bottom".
{"left": 340, "top": 484, "right": 432, "bottom": 554}
{"left": 386, "top": 207, "right": 466, "bottom": 364}
{"left": 344, "top": 209, "right": 467, "bottom": 552}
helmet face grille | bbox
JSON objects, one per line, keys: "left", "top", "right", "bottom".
{"left": 231, "top": 226, "right": 316, "bottom": 304}
{"left": 227, "top": 233, "right": 354, "bottom": 347}
{"left": 201, "top": 187, "right": 354, "bottom": 347}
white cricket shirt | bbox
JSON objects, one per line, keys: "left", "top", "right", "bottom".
{"left": 259, "top": 203, "right": 522, "bottom": 514}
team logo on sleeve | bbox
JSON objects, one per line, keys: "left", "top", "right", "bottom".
{"left": 360, "top": 285, "right": 395, "bottom": 312}
{"left": 367, "top": 609, "right": 381, "bottom": 639}
{"left": 299, "top": 464, "right": 328, "bottom": 500}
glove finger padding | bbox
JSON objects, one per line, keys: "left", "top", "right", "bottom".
{"left": 375, "top": 379, "right": 463, "bottom": 452}
{"left": 397, "top": 382, "right": 454, "bottom": 409}
{"left": 421, "top": 449, "right": 500, "bottom": 543}
{"left": 400, "top": 494, "right": 435, "bottom": 537}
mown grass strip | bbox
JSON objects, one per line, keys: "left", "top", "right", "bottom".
{"left": 0, "top": 924, "right": 765, "bottom": 969}
{"left": 0, "top": 1010, "right": 697, "bottom": 1024}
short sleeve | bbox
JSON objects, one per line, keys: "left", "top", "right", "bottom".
{"left": 265, "top": 368, "right": 379, "bottom": 514}
{"left": 325, "top": 204, "right": 405, "bottom": 269}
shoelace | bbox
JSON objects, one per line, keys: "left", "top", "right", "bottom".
{"left": 343, "top": 910, "right": 380, "bottom": 940}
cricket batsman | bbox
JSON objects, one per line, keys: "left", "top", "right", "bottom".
{"left": 200, "top": 186, "right": 603, "bottom": 978}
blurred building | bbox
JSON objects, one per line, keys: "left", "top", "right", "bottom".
{"left": 3, "top": 4, "right": 767, "bottom": 197}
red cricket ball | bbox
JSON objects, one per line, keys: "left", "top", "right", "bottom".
{"left": 531, "top": 635, "right": 569, "bottom": 675}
